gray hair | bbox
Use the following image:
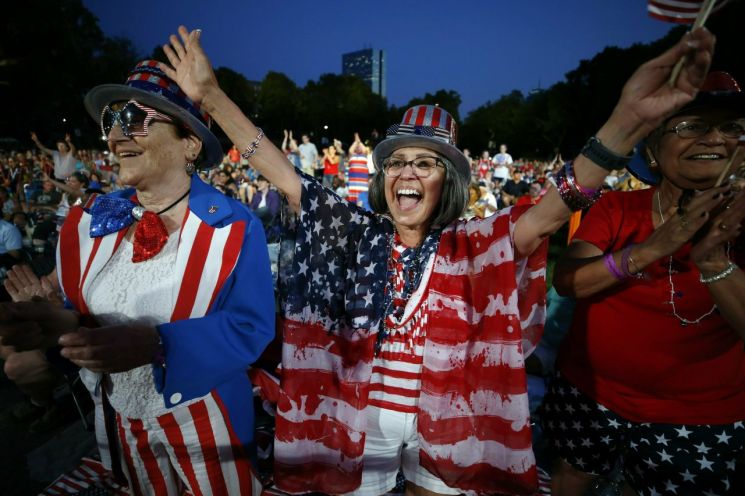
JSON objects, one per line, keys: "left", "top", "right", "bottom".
{"left": 368, "top": 155, "right": 469, "bottom": 229}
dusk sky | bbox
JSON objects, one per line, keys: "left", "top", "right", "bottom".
{"left": 82, "top": 1, "right": 673, "bottom": 115}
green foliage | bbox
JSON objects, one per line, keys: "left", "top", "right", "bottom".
{"left": 0, "top": 0, "right": 140, "bottom": 145}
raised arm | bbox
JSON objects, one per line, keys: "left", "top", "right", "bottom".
{"left": 64, "top": 133, "right": 76, "bottom": 157}
{"left": 159, "top": 26, "right": 302, "bottom": 212}
{"left": 514, "top": 28, "right": 715, "bottom": 256}
{"left": 41, "top": 171, "right": 83, "bottom": 199}
{"left": 30, "top": 132, "right": 54, "bottom": 157}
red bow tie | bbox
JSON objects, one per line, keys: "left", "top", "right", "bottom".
{"left": 132, "top": 210, "right": 169, "bottom": 263}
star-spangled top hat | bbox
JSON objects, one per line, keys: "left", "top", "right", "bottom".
{"left": 84, "top": 60, "right": 222, "bottom": 169}
{"left": 373, "top": 105, "right": 470, "bottom": 181}
{"left": 628, "top": 71, "right": 745, "bottom": 185}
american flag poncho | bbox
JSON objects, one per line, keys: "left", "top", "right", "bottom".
{"left": 272, "top": 171, "right": 547, "bottom": 494}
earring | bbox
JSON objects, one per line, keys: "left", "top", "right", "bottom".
{"left": 185, "top": 161, "right": 196, "bottom": 175}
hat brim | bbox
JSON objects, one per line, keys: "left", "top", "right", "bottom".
{"left": 372, "top": 135, "right": 471, "bottom": 182}
{"left": 669, "top": 92, "right": 745, "bottom": 119}
{"left": 84, "top": 84, "right": 222, "bottom": 169}
{"left": 627, "top": 139, "right": 660, "bottom": 186}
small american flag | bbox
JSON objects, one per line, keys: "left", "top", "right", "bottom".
{"left": 647, "top": 0, "right": 726, "bottom": 23}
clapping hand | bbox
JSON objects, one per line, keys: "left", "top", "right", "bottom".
{"left": 4, "top": 265, "right": 61, "bottom": 305}
{"left": 0, "top": 299, "right": 79, "bottom": 351}
{"left": 59, "top": 324, "right": 161, "bottom": 374}
{"left": 691, "top": 188, "right": 745, "bottom": 271}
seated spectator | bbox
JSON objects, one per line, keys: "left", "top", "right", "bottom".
{"left": 43, "top": 171, "right": 88, "bottom": 219}
{"left": 0, "top": 216, "right": 22, "bottom": 282}
{"left": 29, "top": 180, "right": 62, "bottom": 212}
{"left": 0, "top": 189, "right": 15, "bottom": 220}
{"left": 502, "top": 168, "right": 530, "bottom": 205}
{"left": 515, "top": 182, "right": 544, "bottom": 206}
{"left": 475, "top": 179, "right": 499, "bottom": 217}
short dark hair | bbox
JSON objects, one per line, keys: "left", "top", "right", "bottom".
{"left": 368, "top": 155, "right": 468, "bottom": 229}
{"left": 71, "top": 171, "right": 89, "bottom": 187}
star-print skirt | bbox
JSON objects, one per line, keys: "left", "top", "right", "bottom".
{"left": 539, "top": 373, "right": 745, "bottom": 496}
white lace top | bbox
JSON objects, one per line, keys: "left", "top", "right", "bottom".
{"left": 85, "top": 230, "right": 192, "bottom": 419}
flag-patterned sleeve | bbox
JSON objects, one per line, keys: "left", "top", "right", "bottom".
{"left": 279, "top": 170, "right": 391, "bottom": 332}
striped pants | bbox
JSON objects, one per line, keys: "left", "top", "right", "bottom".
{"left": 115, "top": 392, "right": 262, "bottom": 496}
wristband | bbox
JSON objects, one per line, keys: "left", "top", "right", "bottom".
{"left": 603, "top": 252, "right": 626, "bottom": 281}
{"left": 581, "top": 136, "right": 633, "bottom": 171}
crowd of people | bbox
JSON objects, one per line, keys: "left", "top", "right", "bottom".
{"left": 0, "top": 24, "right": 743, "bottom": 496}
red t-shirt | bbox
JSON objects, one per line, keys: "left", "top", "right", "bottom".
{"left": 559, "top": 188, "right": 745, "bottom": 424}
{"left": 228, "top": 147, "right": 240, "bottom": 164}
{"left": 323, "top": 157, "right": 339, "bottom": 176}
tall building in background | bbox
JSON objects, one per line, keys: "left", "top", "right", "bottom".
{"left": 342, "top": 48, "right": 386, "bottom": 98}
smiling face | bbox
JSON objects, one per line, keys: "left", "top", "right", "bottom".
{"left": 655, "top": 108, "right": 744, "bottom": 190}
{"left": 383, "top": 146, "right": 446, "bottom": 239}
{"left": 106, "top": 102, "right": 201, "bottom": 191}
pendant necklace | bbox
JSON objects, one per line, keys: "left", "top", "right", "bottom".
{"left": 655, "top": 190, "right": 718, "bottom": 326}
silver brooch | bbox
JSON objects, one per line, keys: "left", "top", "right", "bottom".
{"left": 131, "top": 206, "right": 145, "bottom": 220}
{"left": 208, "top": 205, "right": 218, "bottom": 214}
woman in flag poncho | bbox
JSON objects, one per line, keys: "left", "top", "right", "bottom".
{"left": 157, "top": 25, "right": 714, "bottom": 495}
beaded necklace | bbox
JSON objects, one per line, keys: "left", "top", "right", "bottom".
{"left": 655, "top": 190, "right": 718, "bottom": 326}
{"left": 376, "top": 224, "right": 440, "bottom": 353}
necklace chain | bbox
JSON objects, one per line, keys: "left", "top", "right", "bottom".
{"left": 655, "top": 190, "right": 717, "bottom": 326}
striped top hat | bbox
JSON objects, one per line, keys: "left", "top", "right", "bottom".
{"left": 373, "top": 105, "right": 470, "bottom": 181}
{"left": 84, "top": 60, "right": 222, "bottom": 169}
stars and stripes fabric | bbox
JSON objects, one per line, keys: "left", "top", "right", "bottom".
{"left": 56, "top": 176, "right": 273, "bottom": 495}
{"left": 368, "top": 238, "right": 434, "bottom": 413}
{"left": 541, "top": 373, "right": 745, "bottom": 496}
{"left": 647, "top": 0, "right": 707, "bottom": 23}
{"left": 271, "top": 170, "right": 547, "bottom": 494}
{"left": 390, "top": 105, "right": 457, "bottom": 145}
{"left": 115, "top": 391, "right": 263, "bottom": 496}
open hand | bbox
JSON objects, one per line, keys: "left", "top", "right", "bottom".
{"left": 4, "top": 265, "right": 61, "bottom": 304}
{"left": 159, "top": 26, "right": 219, "bottom": 106}
{"left": 613, "top": 27, "right": 715, "bottom": 136}
{"left": 59, "top": 324, "right": 160, "bottom": 373}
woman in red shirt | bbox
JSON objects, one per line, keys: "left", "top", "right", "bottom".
{"left": 322, "top": 144, "right": 340, "bottom": 189}
{"left": 544, "top": 72, "right": 745, "bottom": 496}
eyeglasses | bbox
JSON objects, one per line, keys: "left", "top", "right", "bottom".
{"left": 382, "top": 156, "right": 444, "bottom": 178}
{"left": 665, "top": 120, "right": 745, "bottom": 139}
{"left": 100, "top": 100, "right": 174, "bottom": 139}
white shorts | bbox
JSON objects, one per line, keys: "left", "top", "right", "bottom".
{"left": 346, "top": 405, "right": 461, "bottom": 495}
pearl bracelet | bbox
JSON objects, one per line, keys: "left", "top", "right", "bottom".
{"left": 699, "top": 262, "right": 738, "bottom": 284}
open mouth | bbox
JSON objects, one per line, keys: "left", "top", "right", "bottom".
{"left": 396, "top": 188, "right": 422, "bottom": 211}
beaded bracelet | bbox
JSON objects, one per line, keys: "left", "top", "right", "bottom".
{"left": 700, "top": 262, "right": 738, "bottom": 284}
{"left": 241, "top": 127, "right": 265, "bottom": 160}
{"left": 553, "top": 161, "right": 603, "bottom": 211}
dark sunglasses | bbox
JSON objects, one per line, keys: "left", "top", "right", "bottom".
{"left": 100, "top": 100, "right": 174, "bottom": 139}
